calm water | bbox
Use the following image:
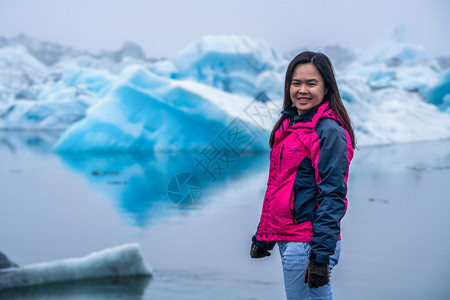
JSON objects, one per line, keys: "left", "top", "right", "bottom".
{"left": 1, "top": 132, "right": 449, "bottom": 300}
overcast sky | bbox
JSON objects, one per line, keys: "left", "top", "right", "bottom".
{"left": 0, "top": 0, "right": 448, "bottom": 59}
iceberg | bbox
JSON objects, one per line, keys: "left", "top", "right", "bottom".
{"left": 0, "top": 62, "right": 116, "bottom": 130}
{"left": 53, "top": 65, "right": 269, "bottom": 152}
{"left": 0, "top": 35, "right": 156, "bottom": 131}
{"left": 0, "top": 244, "right": 152, "bottom": 290}
{"left": 153, "top": 35, "right": 286, "bottom": 98}
{"left": 340, "top": 81, "right": 450, "bottom": 145}
{"left": 336, "top": 27, "right": 450, "bottom": 145}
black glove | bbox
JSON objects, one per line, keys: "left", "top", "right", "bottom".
{"left": 250, "top": 243, "right": 271, "bottom": 258}
{"left": 304, "top": 260, "right": 329, "bottom": 288}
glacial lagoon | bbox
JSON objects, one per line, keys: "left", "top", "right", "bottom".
{"left": 1, "top": 132, "right": 449, "bottom": 300}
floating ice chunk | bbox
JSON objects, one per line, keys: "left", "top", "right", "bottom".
{"left": 0, "top": 244, "right": 152, "bottom": 290}
{"left": 54, "top": 65, "right": 269, "bottom": 152}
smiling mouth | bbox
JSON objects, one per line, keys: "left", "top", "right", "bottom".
{"left": 297, "top": 98, "right": 311, "bottom": 103}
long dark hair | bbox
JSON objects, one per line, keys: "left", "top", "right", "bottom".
{"left": 269, "top": 51, "right": 356, "bottom": 149}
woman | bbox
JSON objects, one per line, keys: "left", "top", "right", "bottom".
{"left": 250, "top": 51, "right": 356, "bottom": 300}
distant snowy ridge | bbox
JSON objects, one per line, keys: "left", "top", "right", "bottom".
{"left": 0, "top": 244, "right": 152, "bottom": 290}
{"left": 0, "top": 34, "right": 158, "bottom": 66}
{"left": 1, "top": 32, "right": 449, "bottom": 150}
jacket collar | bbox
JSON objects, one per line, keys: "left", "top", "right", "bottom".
{"left": 281, "top": 101, "right": 335, "bottom": 130}
{"left": 281, "top": 106, "right": 317, "bottom": 123}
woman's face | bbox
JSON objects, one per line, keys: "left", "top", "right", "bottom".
{"left": 290, "top": 63, "right": 327, "bottom": 115}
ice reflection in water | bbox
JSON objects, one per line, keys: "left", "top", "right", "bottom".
{"left": 56, "top": 149, "right": 268, "bottom": 227}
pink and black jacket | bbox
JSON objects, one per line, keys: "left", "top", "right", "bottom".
{"left": 254, "top": 101, "right": 354, "bottom": 264}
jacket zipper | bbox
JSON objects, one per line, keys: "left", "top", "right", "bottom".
{"left": 279, "top": 144, "right": 284, "bottom": 174}
{"left": 292, "top": 205, "right": 296, "bottom": 224}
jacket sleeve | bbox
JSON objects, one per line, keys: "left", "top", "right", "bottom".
{"left": 252, "top": 224, "right": 276, "bottom": 250}
{"left": 309, "top": 118, "right": 351, "bottom": 264}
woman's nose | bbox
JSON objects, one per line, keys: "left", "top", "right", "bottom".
{"left": 298, "top": 85, "right": 308, "bottom": 93}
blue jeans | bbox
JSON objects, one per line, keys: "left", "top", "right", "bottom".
{"left": 277, "top": 240, "right": 341, "bottom": 300}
